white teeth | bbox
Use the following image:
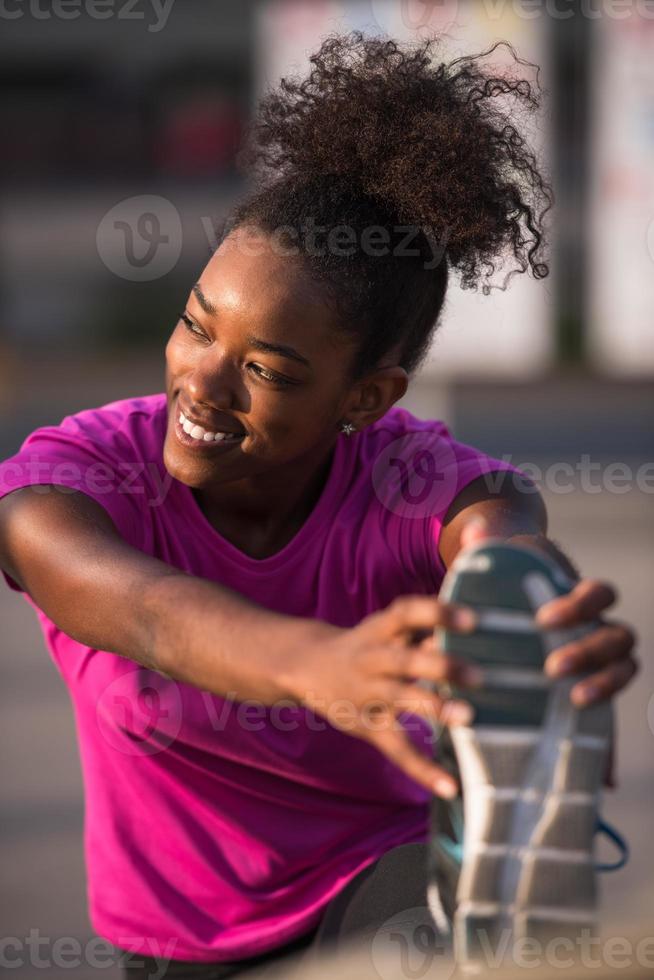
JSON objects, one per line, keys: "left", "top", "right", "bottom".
{"left": 179, "top": 411, "right": 242, "bottom": 445}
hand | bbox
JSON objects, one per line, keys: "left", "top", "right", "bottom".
{"left": 537, "top": 578, "right": 639, "bottom": 792}
{"left": 463, "top": 516, "right": 638, "bottom": 790}
{"left": 536, "top": 579, "right": 639, "bottom": 709}
{"left": 289, "top": 595, "right": 483, "bottom": 799}
{"left": 462, "top": 517, "right": 640, "bottom": 709}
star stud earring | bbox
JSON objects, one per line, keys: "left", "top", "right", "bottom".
{"left": 340, "top": 421, "right": 357, "bottom": 436}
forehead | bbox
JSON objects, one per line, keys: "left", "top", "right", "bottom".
{"left": 197, "top": 227, "right": 343, "bottom": 348}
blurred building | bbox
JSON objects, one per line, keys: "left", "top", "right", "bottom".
{"left": 0, "top": 0, "right": 652, "bottom": 378}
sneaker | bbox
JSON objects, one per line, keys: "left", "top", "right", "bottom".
{"left": 427, "top": 539, "right": 624, "bottom": 971}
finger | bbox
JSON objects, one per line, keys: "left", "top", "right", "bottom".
{"left": 536, "top": 579, "right": 617, "bottom": 628}
{"left": 365, "top": 595, "right": 477, "bottom": 642}
{"left": 570, "top": 656, "right": 639, "bottom": 707}
{"left": 368, "top": 724, "right": 460, "bottom": 798}
{"left": 544, "top": 622, "right": 635, "bottom": 678}
{"left": 368, "top": 644, "right": 483, "bottom": 688}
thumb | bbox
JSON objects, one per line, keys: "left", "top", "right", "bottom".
{"left": 460, "top": 515, "right": 492, "bottom": 551}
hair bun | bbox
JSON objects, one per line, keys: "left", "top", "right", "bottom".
{"left": 241, "top": 31, "right": 553, "bottom": 292}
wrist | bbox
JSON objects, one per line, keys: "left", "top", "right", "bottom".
{"left": 276, "top": 617, "right": 342, "bottom": 704}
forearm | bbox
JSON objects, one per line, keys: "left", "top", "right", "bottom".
{"left": 142, "top": 571, "right": 337, "bottom": 703}
{"left": 440, "top": 477, "right": 580, "bottom": 581}
{"left": 0, "top": 487, "right": 338, "bottom": 705}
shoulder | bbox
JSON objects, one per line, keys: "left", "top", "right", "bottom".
{"left": 358, "top": 405, "right": 542, "bottom": 584}
{"left": 41, "top": 393, "right": 168, "bottom": 459}
{"left": 0, "top": 394, "right": 169, "bottom": 557}
{"left": 355, "top": 405, "right": 451, "bottom": 471}
{"left": 362, "top": 404, "right": 451, "bottom": 443}
{"left": 358, "top": 404, "right": 523, "bottom": 515}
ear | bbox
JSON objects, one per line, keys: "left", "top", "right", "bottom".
{"left": 344, "top": 365, "right": 409, "bottom": 430}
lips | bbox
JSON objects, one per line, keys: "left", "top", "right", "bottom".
{"left": 177, "top": 399, "right": 245, "bottom": 436}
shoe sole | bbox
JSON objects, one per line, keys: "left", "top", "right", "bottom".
{"left": 431, "top": 540, "right": 613, "bottom": 969}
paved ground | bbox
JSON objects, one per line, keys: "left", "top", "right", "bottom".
{"left": 1, "top": 366, "right": 652, "bottom": 979}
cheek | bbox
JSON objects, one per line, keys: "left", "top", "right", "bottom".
{"left": 165, "top": 332, "right": 186, "bottom": 381}
{"left": 262, "top": 394, "right": 336, "bottom": 444}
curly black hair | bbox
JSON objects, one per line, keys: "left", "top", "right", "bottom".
{"left": 223, "top": 31, "right": 554, "bottom": 383}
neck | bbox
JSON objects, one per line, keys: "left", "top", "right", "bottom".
{"left": 192, "top": 440, "right": 337, "bottom": 545}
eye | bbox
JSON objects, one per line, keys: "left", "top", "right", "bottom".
{"left": 249, "top": 364, "right": 294, "bottom": 388}
{"left": 180, "top": 313, "right": 296, "bottom": 388}
{"left": 180, "top": 313, "right": 209, "bottom": 341}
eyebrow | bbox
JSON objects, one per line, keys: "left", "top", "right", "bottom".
{"left": 192, "top": 283, "right": 312, "bottom": 370}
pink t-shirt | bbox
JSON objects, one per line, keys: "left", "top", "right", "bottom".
{"left": 0, "top": 394, "right": 521, "bottom": 963}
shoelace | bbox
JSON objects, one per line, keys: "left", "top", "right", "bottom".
{"left": 595, "top": 817, "right": 630, "bottom": 871}
{"left": 435, "top": 806, "right": 629, "bottom": 873}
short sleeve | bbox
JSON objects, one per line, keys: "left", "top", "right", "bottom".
{"left": 0, "top": 423, "right": 147, "bottom": 593}
{"left": 425, "top": 434, "right": 536, "bottom": 586}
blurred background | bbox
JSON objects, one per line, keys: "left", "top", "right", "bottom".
{"left": 0, "top": 1, "right": 652, "bottom": 977}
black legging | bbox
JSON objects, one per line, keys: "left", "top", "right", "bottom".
{"left": 119, "top": 843, "right": 449, "bottom": 980}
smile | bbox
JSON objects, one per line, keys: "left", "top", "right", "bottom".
{"left": 173, "top": 410, "right": 245, "bottom": 453}
{"left": 179, "top": 411, "right": 244, "bottom": 443}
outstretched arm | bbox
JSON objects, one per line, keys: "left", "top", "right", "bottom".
{"left": 0, "top": 486, "right": 328, "bottom": 703}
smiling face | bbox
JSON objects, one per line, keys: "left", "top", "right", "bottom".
{"left": 164, "top": 226, "right": 373, "bottom": 493}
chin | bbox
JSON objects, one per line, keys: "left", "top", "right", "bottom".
{"left": 162, "top": 433, "right": 234, "bottom": 490}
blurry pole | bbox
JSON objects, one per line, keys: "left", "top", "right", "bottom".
{"left": 587, "top": 14, "right": 654, "bottom": 375}
{"left": 550, "top": 0, "right": 591, "bottom": 366}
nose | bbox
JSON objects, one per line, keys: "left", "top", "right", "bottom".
{"left": 187, "top": 350, "right": 240, "bottom": 410}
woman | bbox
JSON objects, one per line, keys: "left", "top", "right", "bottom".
{"left": 0, "top": 33, "right": 637, "bottom": 980}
